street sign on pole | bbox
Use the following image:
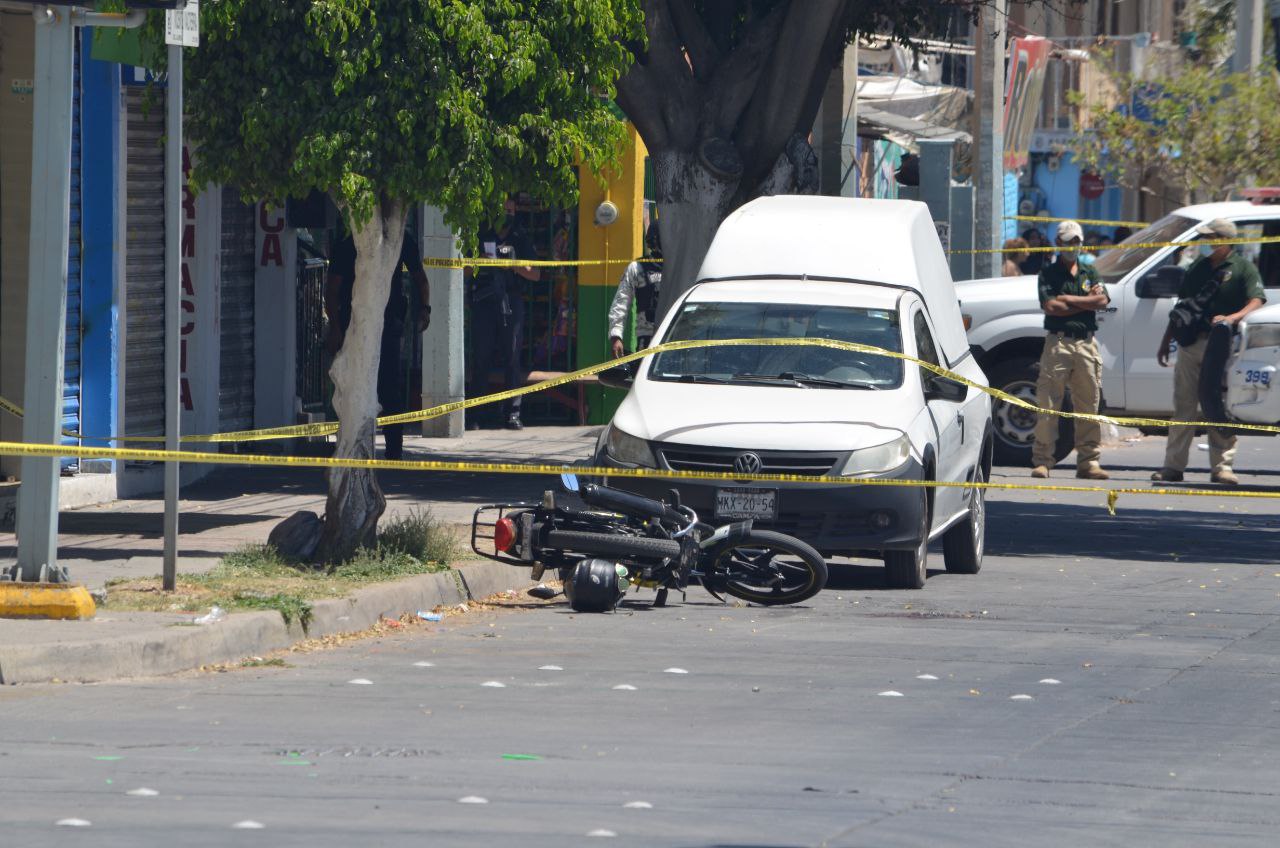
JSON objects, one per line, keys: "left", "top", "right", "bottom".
{"left": 165, "top": 1, "right": 199, "bottom": 48}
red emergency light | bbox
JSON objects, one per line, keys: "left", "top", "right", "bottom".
{"left": 1241, "top": 188, "right": 1280, "bottom": 205}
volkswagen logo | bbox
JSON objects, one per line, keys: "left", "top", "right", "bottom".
{"left": 733, "top": 452, "right": 764, "bottom": 475}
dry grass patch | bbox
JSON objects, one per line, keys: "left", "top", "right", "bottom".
{"left": 104, "top": 510, "right": 459, "bottom": 628}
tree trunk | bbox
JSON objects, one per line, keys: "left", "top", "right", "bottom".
{"left": 314, "top": 198, "right": 409, "bottom": 564}
{"left": 652, "top": 138, "right": 820, "bottom": 320}
{"left": 652, "top": 150, "right": 738, "bottom": 319}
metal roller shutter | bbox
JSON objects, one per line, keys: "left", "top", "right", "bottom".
{"left": 63, "top": 33, "right": 82, "bottom": 468}
{"left": 219, "top": 190, "right": 255, "bottom": 433}
{"left": 123, "top": 84, "right": 166, "bottom": 438}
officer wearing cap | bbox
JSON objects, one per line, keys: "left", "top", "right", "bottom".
{"left": 1152, "top": 218, "right": 1266, "bottom": 485}
{"left": 1031, "top": 220, "right": 1112, "bottom": 479}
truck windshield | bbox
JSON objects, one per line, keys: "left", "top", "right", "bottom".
{"left": 1094, "top": 214, "right": 1195, "bottom": 284}
{"left": 649, "top": 302, "right": 904, "bottom": 389}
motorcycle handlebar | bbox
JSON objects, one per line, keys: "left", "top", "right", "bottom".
{"left": 580, "top": 483, "right": 688, "bottom": 526}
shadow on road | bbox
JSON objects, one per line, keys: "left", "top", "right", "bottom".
{"left": 985, "top": 500, "right": 1280, "bottom": 565}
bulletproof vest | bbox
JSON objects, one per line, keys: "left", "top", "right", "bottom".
{"left": 635, "top": 265, "right": 662, "bottom": 326}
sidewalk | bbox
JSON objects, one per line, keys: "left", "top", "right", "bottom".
{"left": 0, "top": 425, "right": 601, "bottom": 589}
{"left": 0, "top": 426, "right": 600, "bottom": 684}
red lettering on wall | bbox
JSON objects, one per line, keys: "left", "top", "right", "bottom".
{"left": 182, "top": 223, "right": 196, "bottom": 258}
{"left": 258, "top": 202, "right": 285, "bottom": 233}
{"left": 180, "top": 377, "right": 193, "bottom": 412}
{"left": 180, "top": 300, "right": 196, "bottom": 335}
{"left": 181, "top": 262, "right": 195, "bottom": 297}
{"left": 180, "top": 338, "right": 187, "bottom": 371}
{"left": 260, "top": 234, "right": 283, "bottom": 267}
{"left": 182, "top": 185, "right": 196, "bottom": 219}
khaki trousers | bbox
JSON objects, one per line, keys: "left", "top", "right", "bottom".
{"left": 1162, "top": 336, "right": 1236, "bottom": 474}
{"left": 1032, "top": 334, "right": 1103, "bottom": 469}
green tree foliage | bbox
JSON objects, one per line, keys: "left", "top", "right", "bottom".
{"left": 186, "top": 0, "right": 641, "bottom": 236}
{"left": 179, "top": 1, "right": 642, "bottom": 561}
{"left": 1071, "top": 58, "right": 1280, "bottom": 205}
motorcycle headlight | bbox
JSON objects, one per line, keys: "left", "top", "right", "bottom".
{"left": 604, "top": 426, "right": 657, "bottom": 467}
{"left": 839, "top": 434, "right": 912, "bottom": 477}
{"left": 1245, "top": 324, "right": 1280, "bottom": 350}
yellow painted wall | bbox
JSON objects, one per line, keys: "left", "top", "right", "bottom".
{"left": 576, "top": 125, "right": 647, "bottom": 423}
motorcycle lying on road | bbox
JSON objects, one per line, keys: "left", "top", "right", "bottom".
{"left": 472, "top": 475, "right": 828, "bottom": 612}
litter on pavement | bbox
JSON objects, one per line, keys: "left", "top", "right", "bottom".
{"left": 193, "top": 606, "right": 226, "bottom": 625}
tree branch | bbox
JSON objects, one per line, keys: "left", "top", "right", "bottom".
{"left": 667, "top": 3, "right": 721, "bottom": 81}
{"left": 735, "top": 0, "right": 853, "bottom": 192}
{"left": 701, "top": 3, "right": 788, "bottom": 140}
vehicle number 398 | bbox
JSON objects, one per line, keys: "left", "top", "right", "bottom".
{"left": 1244, "top": 369, "right": 1272, "bottom": 387}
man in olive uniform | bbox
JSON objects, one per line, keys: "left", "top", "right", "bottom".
{"left": 1153, "top": 218, "right": 1266, "bottom": 485}
{"left": 1031, "top": 220, "right": 1112, "bottom": 480}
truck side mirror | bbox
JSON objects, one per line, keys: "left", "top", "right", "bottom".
{"left": 924, "top": 374, "right": 968, "bottom": 403}
{"left": 1136, "top": 265, "right": 1184, "bottom": 299}
{"left": 598, "top": 363, "right": 635, "bottom": 391}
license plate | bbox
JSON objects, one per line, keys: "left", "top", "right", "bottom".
{"left": 715, "top": 487, "right": 777, "bottom": 520}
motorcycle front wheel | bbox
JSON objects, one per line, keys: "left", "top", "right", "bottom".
{"left": 707, "top": 530, "right": 828, "bottom": 606}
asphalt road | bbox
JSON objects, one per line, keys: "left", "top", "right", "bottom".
{"left": 2, "top": 435, "right": 1279, "bottom": 847}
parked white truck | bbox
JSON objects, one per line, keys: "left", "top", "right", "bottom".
{"left": 958, "top": 200, "right": 1280, "bottom": 465}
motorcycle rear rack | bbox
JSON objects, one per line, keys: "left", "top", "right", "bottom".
{"left": 471, "top": 503, "right": 537, "bottom": 565}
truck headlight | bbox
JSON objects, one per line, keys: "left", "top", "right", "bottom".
{"left": 839, "top": 434, "right": 912, "bottom": 476}
{"left": 1245, "top": 324, "right": 1280, "bottom": 350}
{"left": 604, "top": 426, "right": 657, "bottom": 467}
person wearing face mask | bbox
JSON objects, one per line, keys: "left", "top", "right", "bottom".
{"left": 1030, "top": 220, "right": 1112, "bottom": 480}
{"left": 607, "top": 220, "right": 663, "bottom": 358}
{"left": 1152, "top": 218, "right": 1266, "bottom": 485}
{"left": 467, "top": 198, "right": 541, "bottom": 430}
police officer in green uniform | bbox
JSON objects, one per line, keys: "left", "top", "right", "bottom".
{"left": 1031, "top": 220, "right": 1112, "bottom": 480}
{"left": 1153, "top": 218, "right": 1266, "bottom": 485}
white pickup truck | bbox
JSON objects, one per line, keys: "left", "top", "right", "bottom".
{"left": 958, "top": 200, "right": 1280, "bottom": 465}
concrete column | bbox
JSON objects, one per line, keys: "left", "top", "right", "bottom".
{"left": 972, "top": 0, "right": 1007, "bottom": 280}
{"left": 816, "top": 43, "right": 859, "bottom": 198}
{"left": 15, "top": 6, "right": 75, "bottom": 583}
{"left": 420, "top": 205, "right": 464, "bottom": 437}
{"left": 253, "top": 203, "right": 298, "bottom": 429}
{"left": 1234, "top": 0, "right": 1265, "bottom": 73}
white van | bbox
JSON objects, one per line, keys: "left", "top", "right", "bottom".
{"left": 595, "top": 197, "right": 993, "bottom": 589}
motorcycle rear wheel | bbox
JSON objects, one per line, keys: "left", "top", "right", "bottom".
{"left": 709, "top": 530, "right": 828, "bottom": 606}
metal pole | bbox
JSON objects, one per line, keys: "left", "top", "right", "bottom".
{"left": 163, "top": 44, "right": 183, "bottom": 591}
{"left": 973, "top": 0, "right": 1007, "bottom": 279}
{"left": 14, "top": 5, "right": 75, "bottom": 584}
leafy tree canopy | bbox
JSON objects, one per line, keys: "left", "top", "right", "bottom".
{"left": 1071, "top": 56, "right": 1280, "bottom": 205}
{"left": 178, "top": 0, "right": 642, "bottom": 237}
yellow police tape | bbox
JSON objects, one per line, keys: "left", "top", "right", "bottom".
{"left": 415, "top": 232, "right": 1280, "bottom": 262}
{"left": 3, "top": 437, "right": 1280, "bottom": 516}
{"left": 954, "top": 234, "right": 1280, "bottom": 255}
{"left": 422, "top": 256, "right": 648, "bottom": 269}
{"left": 1007, "top": 214, "right": 1151, "bottom": 228}
{"left": 3, "top": 336, "right": 1279, "bottom": 445}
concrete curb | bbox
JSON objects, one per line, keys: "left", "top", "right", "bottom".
{"left": 0, "top": 561, "right": 533, "bottom": 685}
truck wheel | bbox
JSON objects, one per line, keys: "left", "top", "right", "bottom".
{"left": 987, "top": 356, "right": 1074, "bottom": 468}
